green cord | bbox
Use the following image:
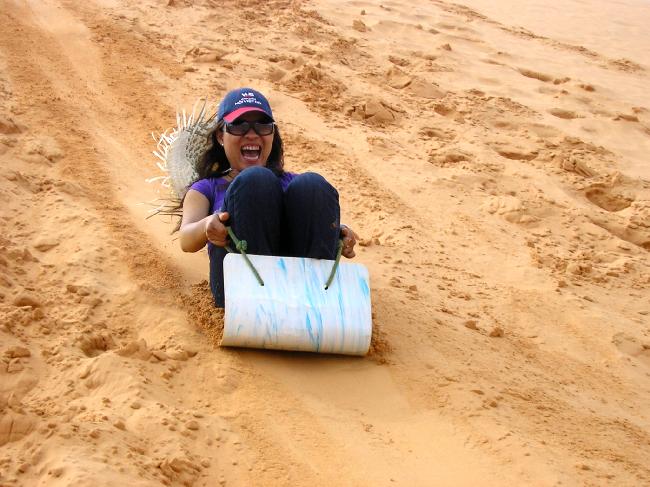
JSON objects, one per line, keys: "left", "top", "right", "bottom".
{"left": 225, "top": 228, "right": 343, "bottom": 290}
{"left": 225, "top": 227, "right": 265, "bottom": 287}
{"left": 324, "top": 239, "right": 344, "bottom": 290}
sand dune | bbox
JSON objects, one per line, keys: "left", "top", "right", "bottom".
{"left": 1, "top": 0, "right": 649, "bottom": 485}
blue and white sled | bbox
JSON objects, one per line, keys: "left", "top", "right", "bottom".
{"left": 221, "top": 254, "right": 372, "bottom": 355}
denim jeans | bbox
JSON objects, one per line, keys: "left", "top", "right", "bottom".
{"left": 209, "top": 166, "right": 340, "bottom": 307}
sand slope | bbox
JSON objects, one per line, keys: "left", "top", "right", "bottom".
{"left": 1, "top": 0, "right": 649, "bottom": 485}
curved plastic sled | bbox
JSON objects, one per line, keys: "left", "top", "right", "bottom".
{"left": 221, "top": 253, "right": 372, "bottom": 355}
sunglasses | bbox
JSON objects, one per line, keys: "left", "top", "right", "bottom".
{"left": 223, "top": 120, "right": 275, "bottom": 136}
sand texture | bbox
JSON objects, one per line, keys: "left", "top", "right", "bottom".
{"left": 1, "top": 0, "right": 649, "bottom": 485}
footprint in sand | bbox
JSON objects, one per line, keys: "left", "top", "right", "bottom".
{"left": 33, "top": 239, "right": 59, "bottom": 252}
{"left": 433, "top": 102, "right": 459, "bottom": 119}
{"left": 185, "top": 46, "right": 228, "bottom": 64}
{"left": 584, "top": 184, "right": 634, "bottom": 212}
{"left": 385, "top": 67, "right": 446, "bottom": 99}
{"left": 586, "top": 184, "right": 649, "bottom": 251}
{"left": 388, "top": 55, "right": 410, "bottom": 67}
{"left": 348, "top": 99, "right": 397, "bottom": 126}
{"left": 78, "top": 332, "right": 116, "bottom": 357}
{"left": 518, "top": 68, "right": 554, "bottom": 83}
{"left": 614, "top": 113, "right": 640, "bottom": 122}
{"left": 386, "top": 67, "right": 412, "bottom": 89}
{"left": 352, "top": 19, "right": 369, "bottom": 32}
{"left": 418, "top": 126, "right": 456, "bottom": 142}
{"left": 408, "top": 79, "right": 446, "bottom": 99}
{"left": 268, "top": 54, "right": 304, "bottom": 71}
{"left": 158, "top": 455, "right": 202, "bottom": 486}
{"left": 428, "top": 148, "right": 472, "bottom": 167}
{"left": 491, "top": 141, "right": 538, "bottom": 161}
{"left": 549, "top": 108, "right": 582, "bottom": 120}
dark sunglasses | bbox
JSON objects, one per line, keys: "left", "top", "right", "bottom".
{"left": 224, "top": 120, "right": 275, "bottom": 136}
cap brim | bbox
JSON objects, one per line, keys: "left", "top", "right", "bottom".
{"left": 223, "top": 107, "right": 273, "bottom": 123}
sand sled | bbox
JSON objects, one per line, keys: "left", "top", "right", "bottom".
{"left": 221, "top": 235, "right": 372, "bottom": 356}
{"left": 150, "top": 102, "right": 372, "bottom": 355}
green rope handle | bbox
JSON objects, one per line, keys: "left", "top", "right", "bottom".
{"left": 324, "top": 239, "right": 344, "bottom": 290}
{"left": 225, "top": 227, "right": 265, "bottom": 287}
{"left": 225, "top": 228, "right": 343, "bottom": 290}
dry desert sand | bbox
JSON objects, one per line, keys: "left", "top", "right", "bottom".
{"left": 1, "top": 0, "right": 650, "bottom": 485}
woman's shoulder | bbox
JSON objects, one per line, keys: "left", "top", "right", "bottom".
{"left": 192, "top": 175, "right": 230, "bottom": 186}
{"left": 190, "top": 176, "right": 229, "bottom": 195}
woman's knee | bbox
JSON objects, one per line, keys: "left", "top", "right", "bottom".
{"left": 226, "top": 167, "right": 282, "bottom": 204}
{"left": 286, "top": 172, "right": 337, "bottom": 198}
{"left": 231, "top": 166, "right": 277, "bottom": 189}
{"left": 284, "top": 172, "right": 340, "bottom": 259}
{"left": 285, "top": 172, "right": 340, "bottom": 225}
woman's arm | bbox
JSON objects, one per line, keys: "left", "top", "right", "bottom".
{"left": 179, "top": 189, "right": 229, "bottom": 252}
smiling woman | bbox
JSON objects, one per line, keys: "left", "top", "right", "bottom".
{"left": 178, "top": 88, "right": 358, "bottom": 308}
{"left": 219, "top": 113, "right": 274, "bottom": 169}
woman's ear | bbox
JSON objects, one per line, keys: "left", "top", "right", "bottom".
{"left": 216, "top": 130, "right": 224, "bottom": 146}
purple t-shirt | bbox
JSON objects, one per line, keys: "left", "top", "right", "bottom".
{"left": 190, "top": 172, "right": 297, "bottom": 214}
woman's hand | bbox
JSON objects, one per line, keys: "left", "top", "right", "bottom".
{"left": 205, "top": 211, "right": 230, "bottom": 247}
{"left": 340, "top": 225, "right": 358, "bottom": 259}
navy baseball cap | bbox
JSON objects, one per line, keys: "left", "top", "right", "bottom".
{"left": 217, "top": 88, "right": 274, "bottom": 123}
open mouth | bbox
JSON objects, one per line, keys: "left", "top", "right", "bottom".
{"left": 241, "top": 145, "right": 261, "bottom": 162}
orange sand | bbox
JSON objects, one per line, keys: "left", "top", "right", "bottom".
{"left": 1, "top": 0, "right": 649, "bottom": 485}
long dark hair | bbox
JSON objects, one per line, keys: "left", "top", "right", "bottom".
{"left": 196, "top": 120, "right": 285, "bottom": 180}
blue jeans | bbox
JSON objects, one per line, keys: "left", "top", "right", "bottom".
{"left": 209, "top": 166, "right": 340, "bottom": 307}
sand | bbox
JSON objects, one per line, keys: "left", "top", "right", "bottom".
{"left": 1, "top": 0, "right": 649, "bottom": 485}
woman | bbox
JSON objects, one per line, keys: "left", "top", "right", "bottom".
{"left": 179, "top": 88, "right": 358, "bottom": 307}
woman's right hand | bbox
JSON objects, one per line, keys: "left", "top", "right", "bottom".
{"left": 205, "top": 211, "right": 230, "bottom": 247}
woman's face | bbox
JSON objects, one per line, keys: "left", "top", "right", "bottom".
{"left": 217, "top": 111, "right": 274, "bottom": 173}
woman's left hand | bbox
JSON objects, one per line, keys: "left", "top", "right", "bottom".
{"left": 340, "top": 225, "right": 358, "bottom": 259}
